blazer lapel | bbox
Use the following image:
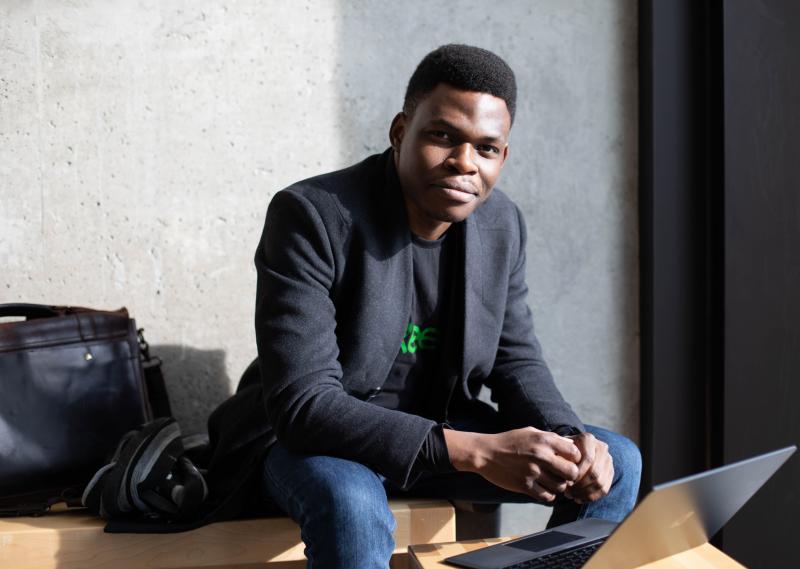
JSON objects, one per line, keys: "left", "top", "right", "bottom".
{"left": 362, "top": 152, "right": 413, "bottom": 393}
{"left": 461, "top": 213, "right": 484, "bottom": 378}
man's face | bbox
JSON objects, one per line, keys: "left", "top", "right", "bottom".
{"left": 390, "top": 83, "right": 511, "bottom": 240}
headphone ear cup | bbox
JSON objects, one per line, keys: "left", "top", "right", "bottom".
{"left": 173, "top": 456, "right": 207, "bottom": 520}
{"left": 83, "top": 429, "right": 137, "bottom": 515}
{"left": 82, "top": 461, "right": 116, "bottom": 517}
{"left": 93, "top": 428, "right": 145, "bottom": 518}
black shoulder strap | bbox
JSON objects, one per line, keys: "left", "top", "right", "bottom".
{"left": 137, "top": 328, "right": 172, "bottom": 418}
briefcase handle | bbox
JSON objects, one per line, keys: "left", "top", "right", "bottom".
{"left": 0, "top": 303, "right": 62, "bottom": 320}
{"left": 0, "top": 303, "right": 128, "bottom": 321}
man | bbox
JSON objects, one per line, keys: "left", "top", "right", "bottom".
{"left": 206, "top": 44, "right": 640, "bottom": 568}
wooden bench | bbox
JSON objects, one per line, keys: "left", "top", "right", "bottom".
{"left": 0, "top": 499, "right": 455, "bottom": 568}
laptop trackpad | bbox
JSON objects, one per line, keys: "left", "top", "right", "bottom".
{"left": 506, "top": 530, "right": 583, "bottom": 552}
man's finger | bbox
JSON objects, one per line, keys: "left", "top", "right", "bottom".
{"left": 536, "top": 471, "right": 571, "bottom": 495}
{"left": 548, "top": 435, "right": 582, "bottom": 462}
{"left": 572, "top": 434, "right": 605, "bottom": 481}
{"left": 576, "top": 455, "right": 598, "bottom": 482}
{"left": 570, "top": 454, "right": 613, "bottom": 502}
{"left": 525, "top": 478, "right": 556, "bottom": 503}
{"left": 539, "top": 453, "right": 581, "bottom": 481}
{"left": 574, "top": 455, "right": 593, "bottom": 481}
{"left": 574, "top": 434, "right": 597, "bottom": 462}
{"left": 572, "top": 470, "right": 602, "bottom": 492}
{"left": 573, "top": 483, "right": 607, "bottom": 504}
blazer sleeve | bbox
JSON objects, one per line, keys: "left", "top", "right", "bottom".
{"left": 254, "top": 188, "right": 435, "bottom": 486}
{"left": 484, "top": 204, "right": 585, "bottom": 433}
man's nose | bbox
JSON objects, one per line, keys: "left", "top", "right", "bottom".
{"left": 445, "top": 143, "right": 478, "bottom": 174}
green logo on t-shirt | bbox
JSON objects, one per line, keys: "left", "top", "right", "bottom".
{"left": 400, "top": 322, "right": 440, "bottom": 354}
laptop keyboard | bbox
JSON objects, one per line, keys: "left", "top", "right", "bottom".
{"left": 501, "top": 540, "right": 604, "bottom": 569}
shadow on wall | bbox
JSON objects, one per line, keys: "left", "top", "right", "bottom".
{"left": 150, "top": 345, "right": 235, "bottom": 436}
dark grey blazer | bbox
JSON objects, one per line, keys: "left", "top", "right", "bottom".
{"left": 206, "top": 149, "right": 582, "bottom": 496}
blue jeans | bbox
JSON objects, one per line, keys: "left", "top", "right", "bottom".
{"left": 262, "top": 425, "right": 641, "bottom": 568}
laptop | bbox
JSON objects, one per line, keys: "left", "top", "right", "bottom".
{"left": 445, "top": 445, "right": 796, "bottom": 569}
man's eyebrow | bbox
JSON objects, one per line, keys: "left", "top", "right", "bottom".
{"left": 427, "top": 118, "right": 506, "bottom": 143}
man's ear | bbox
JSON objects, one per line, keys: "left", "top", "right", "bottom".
{"left": 501, "top": 144, "right": 509, "bottom": 165}
{"left": 389, "top": 112, "right": 407, "bottom": 152}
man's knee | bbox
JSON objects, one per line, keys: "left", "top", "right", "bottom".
{"left": 312, "top": 464, "right": 396, "bottom": 532}
{"left": 264, "top": 446, "right": 395, "bottom": 535}
{"left": 294, "top": 458, "right": 396, "bottom": 567}
{"left": 263, "top": 446, "right": 396, "bottom": 565}
{"left": 611, "top": 433, "right": 642, "bottom": 485}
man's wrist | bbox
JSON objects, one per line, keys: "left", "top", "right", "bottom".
{"left": 553, "top": 425, "right": 583, "bottom": 437}
{"left": 442, "top": 429, "right": 484, "bottom": 472}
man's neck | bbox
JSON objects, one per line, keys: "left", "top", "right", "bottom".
{"left": 402, "top": 195, "right": 451, "bottom": 240}
{"left": 410, "top": 222, "right": 450, "bottom": 241}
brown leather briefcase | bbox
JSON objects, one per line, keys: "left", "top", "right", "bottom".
{"left": 0, "top": 303, "right": 169, "bottom": 515}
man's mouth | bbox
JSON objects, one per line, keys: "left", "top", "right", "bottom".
{"left": 432, "top": 183, "right": 478, "bottom": 203}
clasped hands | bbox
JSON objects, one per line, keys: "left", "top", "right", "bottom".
{"left": 444, "top": 426, "right": 614, "bottom": 504}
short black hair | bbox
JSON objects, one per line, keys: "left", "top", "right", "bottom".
{"left": 403, "top": 44, "right": 517, "bottom": 124}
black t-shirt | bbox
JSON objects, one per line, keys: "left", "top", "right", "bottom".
{"left": 370, "top": 228, "right": 458, "bottom": 475}
{"left": 370, "top": 232, "right": 451, "bottom": 415}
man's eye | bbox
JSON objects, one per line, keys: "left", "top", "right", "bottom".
{"left": 477, "top": 144, "right": 500, "bottom": 155}
{"left": 430, "top": 131, "right": 450, "bottom": 140}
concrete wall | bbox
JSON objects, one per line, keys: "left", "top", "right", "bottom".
{"left": 1, "top": 0, "right": 637, "bottom": 533}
